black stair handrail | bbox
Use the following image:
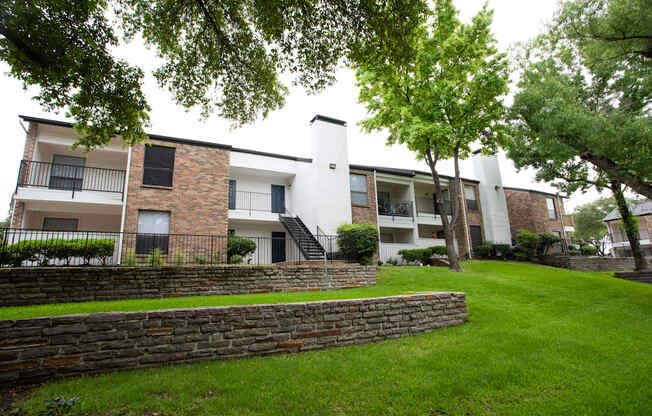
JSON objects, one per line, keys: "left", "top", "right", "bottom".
{"left": 279, "top": 215, "right": 325, "bottom": 260}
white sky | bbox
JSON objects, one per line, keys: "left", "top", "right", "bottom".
{"left": 0, "top": 0, "right": 612, "bottom": 219}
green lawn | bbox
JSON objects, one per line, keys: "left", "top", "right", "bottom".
{"left": 10, "top": 261, "right": 652, "bottom": 415}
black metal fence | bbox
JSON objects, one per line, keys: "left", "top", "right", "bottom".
{"left": 17, "top": 160, "right": 126, "bottom": 197}
{"left": 0, "top": 228, "right": 341, "bottom": 267}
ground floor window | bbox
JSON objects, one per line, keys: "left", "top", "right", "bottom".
{"left": 136, "top": 210, "right": 170, "bottom": 254}
{"left": 42, "top": 217, "right": 79, "bottom": 232}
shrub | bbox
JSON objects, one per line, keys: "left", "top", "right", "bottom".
{"left": 194, "top": 255, "right": 207, "bottom": 264}
{"left": 0, "top": 238, "right": 116, "bottom": 267}
{"left": 229, "top": 254, "right": 243, "bottom": 264}
{"left": 147, "top": 248, "right": 164, "bottom": 266}
{"left": 429, "top": 245, "right": 448, "bottom": 256}
{"left": 171, "top": 253, "right": 186, "bottom": 266}
{"left": 537, "top": 232, "right": 561, "bottom": 256}
{"left": 474, "top": 243, "right": 495, "bottom": 259}
{"left": 474, "top": 242, "right": 514, "bottom": 260}
{"left": 336, "top": 223, "right": 378, "bottom": 265}
{"left": 123, "top": 250, "right": 138, "bottom": 266}
{"left": 514, "top": 230, "right": 540, "bottom": 261}
{"left": 580, "top": 245, "right": 598, "bottom": 256}
{"left": 227, "top": 236, "right": 256, "bottom": 259}
{"left": 386, "top": 257, "right": 398, "bottom": 266}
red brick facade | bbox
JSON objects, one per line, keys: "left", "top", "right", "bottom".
{"left": 350, "top": 169, "right": 378, "bottom": 226}
{"left": 504, "top": 188, "right": 568, "bottom": 239}
{"left": 123, "top": 139, "right": 231, "bottom": 236}
{"left": 455, "top": 181, "right": 484, "bottom": 258}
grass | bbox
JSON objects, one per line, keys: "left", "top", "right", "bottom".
{"left": 9, "top": 261, "right": 652, "bottom": 415}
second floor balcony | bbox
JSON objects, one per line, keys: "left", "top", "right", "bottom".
{"left": 228, "top": 189, "right": 287, "bottom": 221}
{"left": 15, "top": 160, "right": 126, "bottom": 204}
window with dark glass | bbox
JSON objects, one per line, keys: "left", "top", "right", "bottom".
{"left": 136, "top": 210, "right": 170, "bottom": 254}
{"left": 350, "top": 174, "right": 368, "bottom": 206}
{"left": 49, "top": 155, "right": 85, "bottom": 191}
{"left": 43, "top": 217, "right": 79, "bottom": 232}
{"left": 143, "top": 145, "right": 175, "bottom": 187}
{"left": 464, "top": 185, "right": 478, "bottom": 211}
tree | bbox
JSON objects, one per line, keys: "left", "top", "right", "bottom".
{"left": 573, "top": 197, "right": 616, "bottom": 256}
{"left": 356, "top": 0, "right": 509, "bottom": 272}
{"left": 1, "top": 0, "right": 429, "bottom": 149}
{"left": 609, "top": 182, "right": 648, "bottom": 270}
{"left": 508, "top": 0, "right": 652, "bottom": 200}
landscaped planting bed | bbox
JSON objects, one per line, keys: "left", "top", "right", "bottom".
{"left": 2, "top": 261, "right": 652, "bottom": 415}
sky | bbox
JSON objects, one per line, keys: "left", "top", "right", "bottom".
{"left": 0, "top": 0, "right": 612, "bottom": 220}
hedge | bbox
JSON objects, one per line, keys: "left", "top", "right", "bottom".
{"left": 227, "top": 236, "right": 256, "bottom": 263}
{"left": 398, "top": 245, "right": 448, "bottom": 265}
{"left": 0, "top": 238, "right": 116, "bottom": 266}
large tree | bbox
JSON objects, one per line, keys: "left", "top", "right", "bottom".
{"left": 508, "top": 0, "right": 652, "bottom": 200}
{"left": 356, "top": 0, "right": 509, "bottom": 272}
{"left": 0, "top": 0, "right": 429, "bottom": 149}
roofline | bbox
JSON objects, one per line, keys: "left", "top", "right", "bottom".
{"left": 231, "top": 147, "right": 312, "bottom": 163}
{"left": 349, "top": 164, "right": 480, "bottom": 183}
{"left": 310, "top": 114, "right": 347, "bottom": 127}
{"left": 503, "top": 186, "right": 568, "bottom": 199}
{"left": 20, "top": 114, "right": 313, "bottom": 162}
{"left": 604, "top": 212, "right": 651, "bottom": 222}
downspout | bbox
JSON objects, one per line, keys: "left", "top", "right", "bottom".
{"left": 117, "top": 146, "right": 132, "bottom": 264}
{"left": 557, "top": 193, "right": 566, "bottom": 253}
{"left": 460, "top": 180, "right": 472, "bottom": 259}
{"left": 373, "top": 170, "right": 381, "bottom": 262}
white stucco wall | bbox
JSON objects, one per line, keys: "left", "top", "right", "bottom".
{"left": 471, "top": 154, "right": 511, "bottom": 244}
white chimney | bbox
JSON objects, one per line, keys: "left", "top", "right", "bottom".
{"left": 471, "top": 151, "right": 512, "bottom": 244}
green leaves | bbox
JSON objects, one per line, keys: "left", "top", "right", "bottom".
{"left": 2, "top": 0, "right": 430, "bottom": 149}
{"left": 507, "top": 0, "right": 652, "bottom": 199}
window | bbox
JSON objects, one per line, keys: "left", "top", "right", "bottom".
{"left": 380, "top": 233, "right": 394, "bottom": 243}
{"left": 228, "top": 180, "right": 236, "bottom": 210}
{"left": 464, "top": 185, "right": 478, "bottom": 211}
{"left": 43, "top": 217, "right": 78, "bottom": 232}
{"left": 228, "top": 229, "right": 235, "bottom": 236}
{"left": 350, "top": 174, "right": 368, "bottom": 206}
{"left": 49, "top": 155, "right": 85, "bottom": 191}
{"left": 136, "top": 211, "right": 170, "bottom": 254}
{"left": 143, "top": 145, "right": 175, "bottom": 187}
{"left": 546, "top": 198, "right": 556, "bottom": 219}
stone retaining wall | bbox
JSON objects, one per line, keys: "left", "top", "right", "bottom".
{"left": 613, "top": 271, "right": 652, "bottom": 284}
{"left": 0, "top": 293, "right": 467, "bottom": 385}
{"left": 0, "top": 265, "right": 376, "bottom": 307}
{"left": 540, "top": 256, "right": 634, "bottom": 271}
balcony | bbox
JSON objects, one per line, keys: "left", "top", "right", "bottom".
{"left": 228, "top": 190, "right": 286, "bottom": 222}
{"left": 15, "top": 160, "right": 126, "bottom": 205}
{"left": 378, "top": 200, "right": 413, "bottom": 228}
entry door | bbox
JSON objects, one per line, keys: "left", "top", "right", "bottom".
{"left": 271, "top": 232, "right": 286, "bottom": 263}
{"left": 271, "top": 185, "right": 285, "bottom": 214}
{"left": 469, "top": 226, "right": 483, "bottom": 251}
{"left": 50, "top": 155, "right": 85, "bottom": 191}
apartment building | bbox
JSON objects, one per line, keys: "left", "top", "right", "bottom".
{"left": 503, "top": 187, "right": 575, "bottom": 247}
{"left": 9, "top": 114, "right": 514, "bottom": 264}
{"left": 603, "top": 199, "right": 652, "bottom": 257}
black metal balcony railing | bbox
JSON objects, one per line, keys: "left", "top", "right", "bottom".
{"left": 378, "top": 200, "right": 413, "bottom": 219}
{"left": 229, "top": 190, "right": 286, "bottom": 214}
{"left": 17, "top": 160, "right": 126, "bottom": 197}
{"left": 415, "top": 197, "right": 451, "bottom": 215}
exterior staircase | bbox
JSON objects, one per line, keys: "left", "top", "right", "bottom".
{"left": 279, "top": 215, "right": 326, "bottom": 260}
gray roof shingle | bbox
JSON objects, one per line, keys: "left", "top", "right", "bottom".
{"left": 603, "top": 199, "right": 652, "bottom": 222}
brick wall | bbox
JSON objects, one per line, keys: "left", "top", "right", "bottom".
{"left": 539, "top": 256, "right": 635, "bottom": 271}
{"left": 123, "top": 139, "right": 231, "bottom": 236}
{"left": 504, "top": 189, "right": 567, "bottom": 239}
{"left": 0, "top": 293, "right": 467, "bottom": 385}
{"left": 350, "top": 169, "right": 378, "bottom": 225}
{"left": 0, "top": 265, "right": 377, "bottom": 307}
{"left": 455, "top": 181, "right": 484, "bottom": 258}
{"left": 11, "top": 123, "right": 39, "bottom": 229}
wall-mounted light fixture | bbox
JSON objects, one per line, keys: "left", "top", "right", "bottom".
{"left": 329, "top": 163, "right": 336, "bottom": 170}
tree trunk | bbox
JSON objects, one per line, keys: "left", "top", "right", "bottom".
{"left": 610, "top": 180, "right": 648, "bottom": 271}
{"left": 425, "top": 150, "right": 462, "bottom": 272}
{"left": 577, "top": 148, "right": 652, "bottom": 200}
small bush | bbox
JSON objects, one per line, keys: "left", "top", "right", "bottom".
{"left": 386, "top": 257, "right": 398, "bottom": 266}
{"left": 227, "top": 237, "right": 256, "bottom": 259}
{"left": 0, "top": 238, "right": 116, "bottom": 267}
{"left": 123, "top": 250, "right": 138, "bottom": 266}
{"left": 580, "top": 245, "right": 598, "bottom": 256}
{"left": 514, "top": 230, "right": 540, "bottom": 261}
{"left": 474, "top": 242, "right": 514, "bottom": 260}
{"left": 429, "top": 246, "right": 448, "bottom": 256}
{"left": 194, "top": 255, "right": 207, "bottom": 264}
{"left": 229, "top": 254, "right": 243, "bottom": 264}
{"left": 537, "top": 232, "right": 561, "bottom": 256}
{"left": 39, "top": 396, "right": 81, "bottom": 416}
{"left": 336, "top": 223, "right": 378, "bottom": 265}
{"left": 147, "top": 248, "right": 164, "bottom": 266}
{"left": 171, "top": 253, "right": 186, "bottom": 266}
